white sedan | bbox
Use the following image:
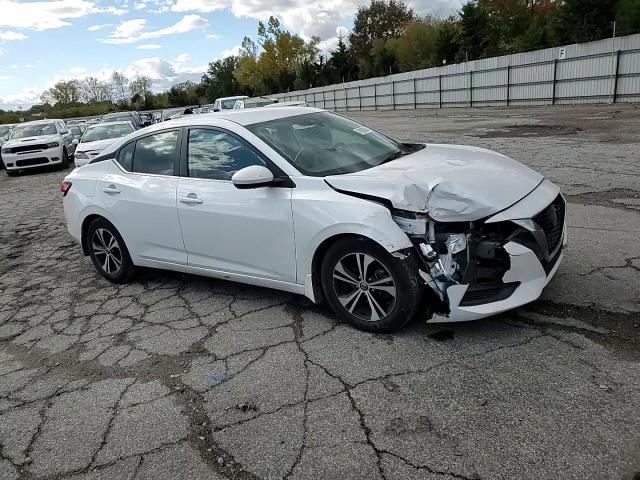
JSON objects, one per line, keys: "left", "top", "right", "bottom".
{"left": 73, "top": 121, "right": 135, "bottom": 167}
{"left": 61, "top": 107, "right": 566, "bottom": 332}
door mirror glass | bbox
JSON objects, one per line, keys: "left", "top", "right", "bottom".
{"left": 232, "top": 165, "right": 274, "bottom": 189}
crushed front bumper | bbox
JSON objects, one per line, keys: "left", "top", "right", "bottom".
{"left": 428, "top": 239, "right": 565, "bottom": 323}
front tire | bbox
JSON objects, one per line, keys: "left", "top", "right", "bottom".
{"left": 60, "top": 148, "right": 69, "bottom": 169}
{"left": 87, "top": 218, "right": 135, "bottom": 283}
{"left": 320, "top": 238, "right": 422, "bottom": 333}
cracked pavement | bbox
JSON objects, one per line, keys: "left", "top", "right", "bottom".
{"left": 1, "top": 105, "right": 639, "bottom": 480}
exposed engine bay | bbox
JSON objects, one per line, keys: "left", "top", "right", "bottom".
{"left": 391, "top": 193, "right": 566, "bottom": 320}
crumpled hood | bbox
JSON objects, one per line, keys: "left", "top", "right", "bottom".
{"left": 3, "top": 134, "right": 60, "bottom": 148}
{"left": 76, "top": 138, "right": 118, "bottom": 154}
{"left": 325, "top": 144, "right": 544, "bottom": 222}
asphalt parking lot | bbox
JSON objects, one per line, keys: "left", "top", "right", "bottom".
{"left": 1, "top": 105, "right": 639, "bottom": 480}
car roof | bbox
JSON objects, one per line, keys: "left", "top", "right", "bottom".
{"left": 161, "top": 106, "right": 323, "bottom": 128}
{"left": 89, "top": 120, "right": 133, "bottom": 127}
{"left": 13, "top": 119, "right": 59, "bottom": 126}
{"left": 216, "top": 96, "right": 249, "bottom": 101}
{"left": 94, "top": 107, "right": 326, "bottom": 160}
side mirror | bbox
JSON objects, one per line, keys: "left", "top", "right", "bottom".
{"left": 231, "top": 165, "right": 274, "bottom": 189}
{"left": 72, "top": 138, "right": 79, "bottom": 145}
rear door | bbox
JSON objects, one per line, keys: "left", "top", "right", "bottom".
{"left": 98, "top": 128, "right": 187, "bottom": 265}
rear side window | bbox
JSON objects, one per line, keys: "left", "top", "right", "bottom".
{"left": 117, "top": 142, "right": 135, "bottom": 170}
{"left": 132, "top": 130, "right": 179, "bottom": 175}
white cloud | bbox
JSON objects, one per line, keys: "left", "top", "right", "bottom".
{"left": 205, "top": 32, "right": 220, "bottom": 39}
{"left": 68, "top": 66, "right": 88, "bottom": 74}
{"left": 0, "top": 0, "right": 127, "bottom": 32}
{"left": 87, "top": 23, "right": 111, "bottom": 31}
{"left": 0, "top": 86, "right": 42, "bottom": 110}
{"left": 169, "top": 0, "right": 458, "bottom": 41}
{"left": 102, "top": 14, "right": 207, "bottom": 44}
{"left": 137, "top": 43, "right": 162, "bottom": 49}
{"left": 0, "top": 75, "right": 13, "bottom": 80}
{"left": 0, "top": 31, "right": 28, "bottom": 41}
{"left": 175, "top": 52, "right": 191, "bottom": 63}
{"left": 219, "top": 44, "right": 241, "bottom": 58}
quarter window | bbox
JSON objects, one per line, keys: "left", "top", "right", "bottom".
{"left": 187, "top": 129, "right": 266, "bottom": 181}
{"left": 117, "top": 142, "right": 135, "bottom": 170}
{"left": 132, "top": 130, "right": 179, "bottom": 175}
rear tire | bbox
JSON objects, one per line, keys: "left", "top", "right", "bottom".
{"left": 320, "top": 238, "right": 422, "bottom": 333}
{"left": 86, "top": 218, "right": 135, "bottom": 284}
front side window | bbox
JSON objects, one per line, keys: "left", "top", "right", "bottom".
{"left": 131, "top": 130, "right": 178, "bottom": 175}
{"left": 187, "top": 129, "right": 266, "bottom": 181}
{"left": 246, "top": 111, "right": 412, "bottom": 177}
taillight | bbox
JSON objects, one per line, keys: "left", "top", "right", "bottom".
{"left": 61, "top": 181, "right": 72, "bottom": 197}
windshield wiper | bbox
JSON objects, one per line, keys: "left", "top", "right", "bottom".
{"left": 379, "top": 150, "right": 406, "bottom": 165}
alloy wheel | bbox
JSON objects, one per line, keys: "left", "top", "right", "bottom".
{"left": 91, "top": 228, "right": 123, "bottom": 275}
{"left": 332, "top": 252, "right": 397, "bottom": 322}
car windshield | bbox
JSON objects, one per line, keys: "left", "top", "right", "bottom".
{"left": 70, "top": 126, "right": 83, "bottom": 136}
{"left": 82, "top": 123, "right": 133, "bottom": 143}
{"left": 10, "top": 123, "right": 57, "bottom": 139}
{"left": 0, "top": 126, "right": 10, "bottom": 140}
{"left": 221, "top": 99, "right": 237, "bottom": 109}
{"left": 246, "top": 112, "right": 408, "bottom": 176}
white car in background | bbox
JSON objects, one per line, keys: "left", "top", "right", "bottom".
{"left": 61, "top": 107, "right": 566, "bottom": 332}
{"left": 74, "top": 121, "right": 135, "bottom": 167}
{"left": 0, "top": 124, "right": 14, "bottom": 169}
{"left": 2, "top": 120, "right": 75, "bottom": 176}
{"left": 213, "top": 96, "right": 249, "bottom": 111}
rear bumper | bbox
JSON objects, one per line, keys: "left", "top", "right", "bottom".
{"left": 428, "top": 238, "right": 565, "bottom": 323}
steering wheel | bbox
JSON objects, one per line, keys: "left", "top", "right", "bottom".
{"left": 294, "top": 147, "right": 321, "bottom": 172}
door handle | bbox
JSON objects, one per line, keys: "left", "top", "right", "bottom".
{"left": 179, "top": 194, "right": 203, "bottom": 205}
{"left": 103, "top": 185, "right": 120, "bottom": 194}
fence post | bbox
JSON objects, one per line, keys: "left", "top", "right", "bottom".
{"left": 469, "top": 71, "right": 473, "bottom": 107}
{"left": 374, "top": 83, "right": 377, "bottom": 110}
{"left": 322, "top": 90, "right": 325, "bottom": 109}
{"left": 438, "top": 74, "right": 442, "bottom": 108}
{"left": 552, "top": 59, "right": 558, "bottom": 105}
{"left": 358, "top": 85, "right": 362, "bottom": 111}
{"left": 413, "top": 77, "right": 417, "bottom": 109}
{"left": 391, "top": 80, "right": 395, "bottom": 110}
{"left": 506, "top": 65, "right": 511, "bottom": 106}
{"left": 613, "top": 50, "right": 621, "bottom": 103}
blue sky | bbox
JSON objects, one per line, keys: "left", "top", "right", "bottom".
{"left": 0, "top": 0, "right": 458, "bottom": 110}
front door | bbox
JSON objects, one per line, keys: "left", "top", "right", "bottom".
{"left": 176, "top": 127, "right": 296, "bottom": 283}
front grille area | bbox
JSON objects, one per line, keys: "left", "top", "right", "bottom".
{"left": 5, "top": 144, "right": 48, "bottom": 154}
{"left": 460, "top": 282, "right": 520, "bottom": 306}
{"left": 533, "top": 194, "right": 565, "bottom": 254}
{"left": 15, "top": 157, "right": 49, "bottom": 167}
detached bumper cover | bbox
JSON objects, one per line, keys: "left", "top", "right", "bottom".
{"left": 429, "top": 239, "right": 565, "bottom": 323}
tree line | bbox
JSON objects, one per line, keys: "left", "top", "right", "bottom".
{"left": 1, "top": 0, "right": 639, "bottom": 123}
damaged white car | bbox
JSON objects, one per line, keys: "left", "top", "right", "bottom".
{"left": 61, "top": 107, "right": 566, "bottom": 332}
